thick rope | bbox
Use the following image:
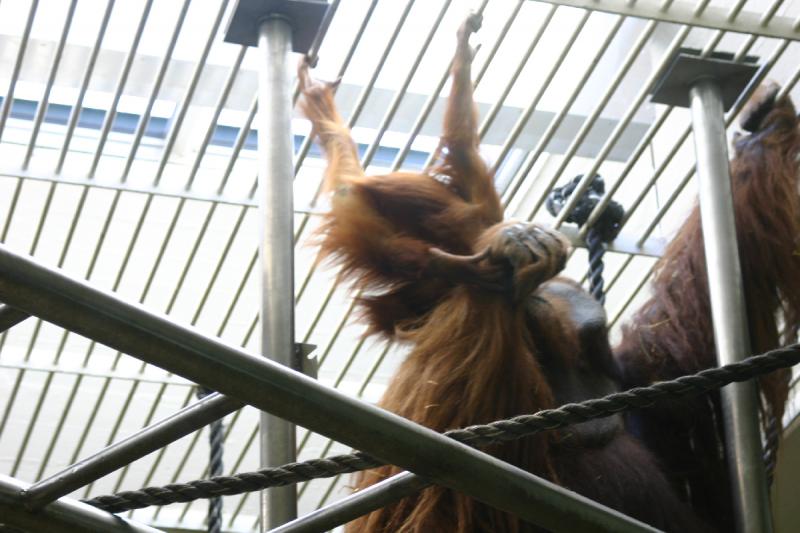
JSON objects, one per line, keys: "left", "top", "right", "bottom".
{"left": 196, "top": 387, "right": 224, "bottom": 533}
{"left": 584, "top": 227, "right": 606, "bottom": 304}
{"left": 82, "top": 344, "right": 800, "bottom": 514}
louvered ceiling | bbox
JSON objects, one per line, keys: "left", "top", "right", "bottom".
{"left": 1, "top": 0, "right": 799, "bottom": 531}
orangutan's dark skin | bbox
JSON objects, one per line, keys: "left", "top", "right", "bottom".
{"left": 299, "top": 14, "right": 707, "bottom": 532}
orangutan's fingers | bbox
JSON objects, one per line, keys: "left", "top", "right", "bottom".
{"left": 507, "top": 227, "right": 569, "bottom": 301}
{"left": 429, "top": 246, "right": 489, "bottom": 266}
{"left": 428, "top": 247, "right": 504, "bottom": 289}
{"left": 297, "top": 57, "right": 340, "bottom": 98}
{"left": 518, "top": 225, "right": 566, "bottom": 272}
{"left": 297, "top": 56, "right": 312, "bottom": 90}
{"left": 457, "top": 12, "right": 483, "bottom": 43}
{"left": 535, "top": 229, "right": 569, "bottom": 271}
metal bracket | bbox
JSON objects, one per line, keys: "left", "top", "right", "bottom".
{"left": 650, "top": 48, "right": 759, "bottom": 110}
{"left": 296, "top": 342, "right": 318, "bottom": 379}
{"left": 224, "top": 0, "right": 329, "bottom": 53}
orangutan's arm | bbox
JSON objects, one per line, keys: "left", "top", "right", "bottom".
{"left": 434, "top": 13, "right": 502, "bottom": 223}
{"left": 298, "top": 60, "right": 434, "bottom": 279}
{"left": 297, "top": 13, "right": 506, "bottom": 285}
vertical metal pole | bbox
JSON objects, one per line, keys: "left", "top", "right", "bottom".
{"left": 689, "top": 78, "right": 772, "bottom": 533}
{"left": 258, "top": 15, "right": 298, "bottom": 530}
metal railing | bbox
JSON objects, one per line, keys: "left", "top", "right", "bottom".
{"left": 0, "top": 242, "right": 656, "bottom": 532}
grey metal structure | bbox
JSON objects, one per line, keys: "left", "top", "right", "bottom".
{"left": 1, "top": 0, "right": 800, "bottom": 531}
{"left": 269, "top": 472, "right": 430, "bottom": 533}
{"left": 689, "top": 78, "right": 772, "bottom": 533}
{"left": 649, "top": 50, "right": 772, "bottom": 532}
{"left": 226, "top": 1, "right": 330, "bottom": 528}
{"left": 22, "top": 393, "right": 243, "bottom": 510}
{"left": 0, "top": 474, "right": 163, "bottom": 533}
{"left": 257, "top": 15, "right": 299, "bottom": 532}
{"left": 0, "top": 242, "right": 657, "bottom": 532}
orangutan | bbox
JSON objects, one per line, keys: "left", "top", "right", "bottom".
{"left": 298, "top": 13, "right": 704, "bottom": 532}
{"left": 614, "top": 80, "right": 800, "bottom": 531}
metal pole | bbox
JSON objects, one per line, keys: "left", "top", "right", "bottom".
{"left": 257, "top": 14, "right": 298, "bottom": 530}
{"left": 269, "top": 472, "right": 429, "bottom": 533}
{"left": 0, "top": 475, "right": 162, "bottom": 533}
{"left": 689, "top": 77, "right": 772, "bottom": 533}
{"left": 22, "top": 394, "right": 242, "bottom": 509}
{"left": 0, "top": 243, "right": 655, "bottom": 533}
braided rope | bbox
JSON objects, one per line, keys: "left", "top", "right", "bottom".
{"left": 82, "top": 344, "right": 800, "bottom": 514}
{"left": 584, "top": 227, "right": 606, "bottom": 304}
{"left": 763, "top": 411, "right": 780, "bottom": 487}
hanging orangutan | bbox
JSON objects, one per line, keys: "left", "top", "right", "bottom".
{"left": 614, "top": 80, "right": 800, "bottom": 531}
{"left": 298, "top": 13, "right": 705, "bottom": 532}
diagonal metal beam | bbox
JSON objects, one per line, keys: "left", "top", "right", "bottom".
{"left": 271, "top": 471, "right": 427, "bottom": 533}
{"left": 0, "top": 243, "right": 654, "bottom": 533}
{"left": 0, "top": 304, "right": 29, "bottom": 333}
{"left": 533, "top": 0, "right": 800, "bottom": 41}
{"left": 0, "top": 475, "right": 161, "bottom": 533}
{"left": 22, "top": 393, "right": 243, "bottom": 509}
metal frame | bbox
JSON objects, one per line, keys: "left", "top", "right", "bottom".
{"left": 255, "top": 14, "right": 300, "bottom": 531}
{"left": 0, "top": 474, "right": 162, "bottom": 533}
{"left": 689, "top": 77, "right": 772, "bottom": 533}
{"left": 1, "top": 0, "right": 800, "bottom": 531}
{"left": 532, "top": 0, "right": 800, "bottom": 41}
{"left": 226, "top": 1, "right": 331, "bottom": 528}
{"left": 22, "top": 393, "right": 243, "bottom": 509}
{"left": 641, "top": 46, "right": 773, "bottom": 533}
{"left": 0, "top": 242, "right": 656, "bottom": 533}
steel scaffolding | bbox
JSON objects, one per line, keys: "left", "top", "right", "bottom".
{"left": 0, "top": 241, "right": 655, "bottom": 532}
{"left": 1, "top": 0, "right": 800, "bottom": 531}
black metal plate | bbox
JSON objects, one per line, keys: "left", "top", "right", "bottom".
{"left": 224, "top": 0, "right": 329, "bottom": 53}
{"left": 650, "top": 48, "right": 759, "bottom": 110}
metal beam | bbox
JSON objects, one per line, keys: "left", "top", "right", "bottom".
{"left": 22, "top": 394, "right": 243, "bottom": 509}
{"left": 533, "top": 0, "right": 800, "bottom": 42}
{"left": 269, "top": 471, "right": 428, "bottom": 533}
{"left": 0, "top": 361, "right": 188, "bottom": 386}
{"left": 559, "top": 226, "right": 665, "bottom": 258}
{"left": 0, "top": 170, "right": 667, "bottom": 258}
{"left": 0, "top": 167, "right": 668, "bottom": 259}
{"left": 0, "top": 475, "right": 162, "bottom": 533}
{"left": 0, "top": 304, "right": 29, "bottom": 333}
{"left": 0, "top": 243, "right": 655, "bottom": 532}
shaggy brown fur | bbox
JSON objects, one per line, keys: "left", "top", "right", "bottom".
{"left": 614, "top": 82, "right": 800, "bottom": 531}
{"left": 299, "top": 14, "right": 703, "bottom": 533}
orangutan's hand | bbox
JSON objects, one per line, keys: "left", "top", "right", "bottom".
{"left": 427, "top": 221, "right": 568, "bottom": 298}
{"left": 297, "top": 56, "right": 342, "bottom": 97}
{"left": 457, "top": 12, "right": 482, "bottom": 42}
{"left": 483, "top": 221, "right": 569, "bottom": 301}
{"left": 456, "top": 12, "right": 482, "bottom": 61}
